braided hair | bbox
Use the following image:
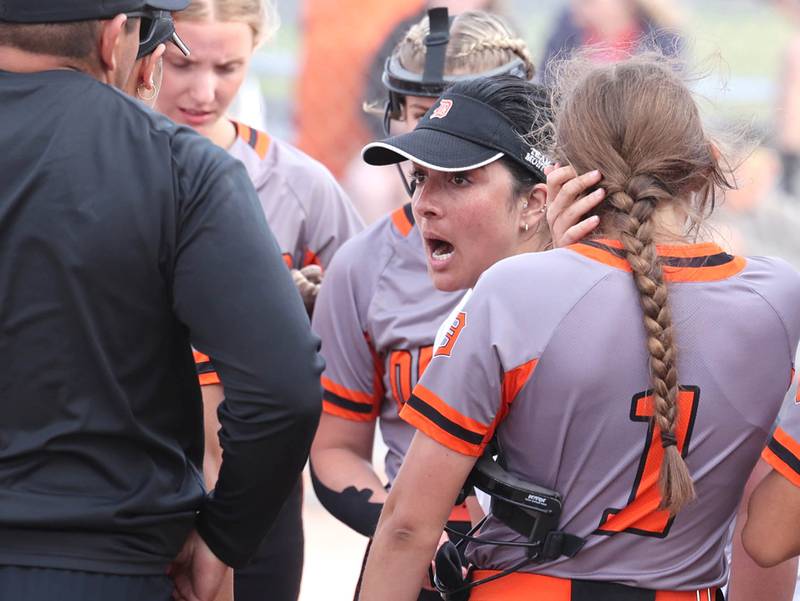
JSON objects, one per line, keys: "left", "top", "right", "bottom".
{"left": 397, "top": 11, "right": 535, "bottom": 81}
{"left": 552, "top": 54, "right": 735, "bottom": 514}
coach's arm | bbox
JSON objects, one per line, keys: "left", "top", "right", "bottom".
{"left": 172, "top": 135, "right": 323, "bottom": 569}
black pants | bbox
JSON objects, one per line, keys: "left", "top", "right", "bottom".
{"left": 0, "top": 566, "right": 172, "bottom": 601}
{"left": 235, "top": 478, "right": 304, "bottom": 601}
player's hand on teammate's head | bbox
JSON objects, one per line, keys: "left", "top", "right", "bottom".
{"left": 291, "top": 265, "right": 323, "bottom": 314}
{"left": 545, "top": 164, "right": 604, "bottom": 248}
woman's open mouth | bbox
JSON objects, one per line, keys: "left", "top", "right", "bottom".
{"left": 424, "top": 236, "right": 455, "bottom": 266}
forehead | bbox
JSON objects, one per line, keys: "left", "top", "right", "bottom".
{"left": 404, "top": 95, "right": 437, "bottom": 110}
{"left": 412, "top": 159, "right": 511, "bottom": 180}
{"left": 171, "top": 20, "right": 253, "bottom": 61}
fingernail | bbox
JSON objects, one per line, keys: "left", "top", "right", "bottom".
{"left": 595, "top": 188, "right": 606, "bottom": 197}
{"left": 591, "top": 170, "right": 601, "bottom": 177}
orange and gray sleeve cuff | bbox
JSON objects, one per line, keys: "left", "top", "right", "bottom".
{"left": 193, "top": 350, "right": 221, "bottom": 386}
{"left": 400, "top": 384, "right": 490, "bottom": 457}
{"left": 763, "top": 426, "right": 800, "bottom": 487}
{"left": 321, "top": 376, "right": 380, "bottom": 422}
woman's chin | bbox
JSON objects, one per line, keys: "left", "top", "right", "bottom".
{"left": 428, "top": 268, "right": 470, "bottom": 293}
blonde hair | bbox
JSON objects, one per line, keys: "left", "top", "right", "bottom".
{"left": 175, "top": 0, "right": 279, "bottom": 46}
{"left": 552, "top": 53, "right": 735, "bottom": 515}
{"left": 396, "top": 10, "right": 535, "bottom": 81}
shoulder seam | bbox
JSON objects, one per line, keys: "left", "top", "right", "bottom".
{"left": 531, "top": 268, "right": 617, "bottom": 374}
{"left": 741, "top": 281, "right": 795, "bottom": 367}
{"left": 365, "top": 222, "right": 405, "bottom": 336}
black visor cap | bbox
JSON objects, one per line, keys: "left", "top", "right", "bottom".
{"left": 363, "top": 93, "right": 550, "bottom": 180}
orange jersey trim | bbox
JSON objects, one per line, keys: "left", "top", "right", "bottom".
{"left": 448, "top": 502, "right": 471, "bottom": 523}
{"left": 321, "top": 376, "right": 374, "bottom": 405}
{"left": 198, "top": 371, "right": 221, "bottom": 386}
{"left": 502, "top": 359, "right": 537, "bottom": 408}
{"left": 762, "top": 427, "right": 800, "bottom": 487}
{"left": 762, "top": 446, "right": 800, "bottom": 488}
{"left": 570, "top": 241, "right": 631, "bottom": 272}
{"left": 322, "top": 399, "right": 376, "bottom": 423}
{"left": 568, "top": 239, "right": 746, "bottom": 283}
{"left": 391, "top": 204, "right": 414, "bottom": 237}
{"left": 413, "top": 384, "right": 489, "bottom": 437}
{"left": 233, "top": 120, "right": 272, "bottom": 160}
{"left": 253, "top": 130, "right": 271, "bottom": 160}
{"left": 320, "top": 334, "right": 384, "bottom": 422}
{"left": 481, "top": 359, "right": 539, "bottom": 444}
{"left": 469, "top": 571, "right": 717, "bottom": 601}
{"left": 400, "top": 402, "right": 484, "bottom": 456}
{"left": 193, "top": 350, "right": 220, "bottom": 387}
{"left": 774, "top": 426, "right": 800, "bottom": 460}
{"left": 302, "top": 247, "right": 322, "bottom": 268}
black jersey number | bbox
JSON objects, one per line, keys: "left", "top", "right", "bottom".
{"left": 596, "top": 386, "right": 701, "bottom": 538}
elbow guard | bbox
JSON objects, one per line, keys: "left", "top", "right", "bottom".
{"left": 309, "top": 463, "right": 383, "bottom": 537}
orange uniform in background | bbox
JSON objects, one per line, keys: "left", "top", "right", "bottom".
{"left": 294, "top": 0, "right": 425, "bottom": 178}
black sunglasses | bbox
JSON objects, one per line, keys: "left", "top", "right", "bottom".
{"left": 125, "top": 10, "right": 190, "bottom": 59}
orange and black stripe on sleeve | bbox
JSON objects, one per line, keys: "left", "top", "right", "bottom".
{"left": 401, "top": 384, "right": 489, "bottom": 456}
{"left": 763, "top": 427, "right": 800, "bottom": 487}
{"left": 322, "top": 334, "right": 384, "bottom": 422}
{"left": 193, "top": 350, "right": 221, "bottom": 387}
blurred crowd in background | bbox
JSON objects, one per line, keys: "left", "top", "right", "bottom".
{"left": 229, "top": 0, "right": 800, "bottom": 268}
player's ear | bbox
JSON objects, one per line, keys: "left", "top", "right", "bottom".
{"left": 521, "top": 183, "right": 547, "bottom": 220}
{"left": 518, "top": 182, "right": 548, "bottom": 244}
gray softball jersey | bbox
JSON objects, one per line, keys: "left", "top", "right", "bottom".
{"left": 312, "top": 204, "right": 463, "bottom": 482}
{"left": 193, "top": 122, "right": 364, "bottom": 383}
{"left": 403, "top": 240, "right": 800, "bottom": 590}
{"left": 228, "top": 121, "right": 364, "bottom": 269}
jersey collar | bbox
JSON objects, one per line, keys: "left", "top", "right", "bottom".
{"left": 568, "top": 238, "right": 746, "bottom": 282}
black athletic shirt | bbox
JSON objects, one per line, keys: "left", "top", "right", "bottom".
{"left": 0, "top": 69, "right": 323, "bottom": 573}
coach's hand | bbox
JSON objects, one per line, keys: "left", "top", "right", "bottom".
{"left": 291, "top": 265, "right": 323, "bottom": 314}
{"left": 545, "top": 165, "right": 604, "bottom": 248}
{"left": 169, "top": 530, "right": 230, "bottom": 601}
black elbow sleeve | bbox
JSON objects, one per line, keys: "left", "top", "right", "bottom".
{"left": 310, "top": 463, "right": 383, "bottom": 537}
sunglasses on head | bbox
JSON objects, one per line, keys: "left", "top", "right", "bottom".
{"left": 125, "top": 10, "right": 190, "bottom": 59}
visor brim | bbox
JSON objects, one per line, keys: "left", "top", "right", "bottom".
{"left": 362, "top": 129, "right": 504, "bottom": 173}
{"left": 145, "top": 0, "right": 190, "bottom": 10}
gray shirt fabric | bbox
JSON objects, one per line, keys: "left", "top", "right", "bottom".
{"left": 312, "top": 204, "right": 462, "bottom": 482}
{"left": 228, "top": 121, "right": 364, "bottom": 270}
{"left": 192, "top": 122, "right": 363, "bottom": 384}
{"left": 404, "top": 240, "right": 800, "bottom": 590}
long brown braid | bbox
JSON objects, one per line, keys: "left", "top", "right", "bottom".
{"left": 552, "top": 54, "right": 735, "bottom": 515}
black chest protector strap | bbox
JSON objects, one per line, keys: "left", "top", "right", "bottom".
{"left": 422, "top": 7, "right": 450, "bottom": 84}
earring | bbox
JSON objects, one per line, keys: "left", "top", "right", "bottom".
{"left": 521, "top": 223, "right": 529, "bottom": 232}
{"left": 137, "top": 83, "right": 157, "bottom": 102}
{"left": 522, "top": 200, "right": 528, "bottom": 210}
{"left": 540, "top": 203, "right": 548, "bottom": 214}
